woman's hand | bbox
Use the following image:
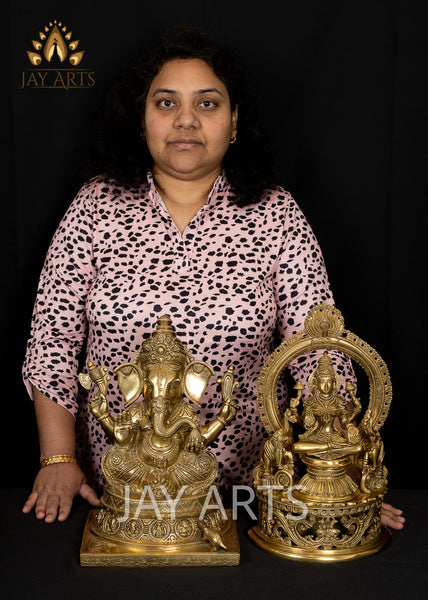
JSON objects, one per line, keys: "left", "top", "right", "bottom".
{"left": 22, "top": 463, "right": 100, "bottom": 523}
{"left": 381, "top": 502, "right": 405, "bottom": 530}
{"left": 26, "top": 389, "right": 100, "bottom": 522}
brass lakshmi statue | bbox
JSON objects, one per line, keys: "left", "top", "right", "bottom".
{"left": 250, "top": 303, "right": 391, "bottom": 562}
{"left": 78, "top": 315, "right": 240, "bottom": 566}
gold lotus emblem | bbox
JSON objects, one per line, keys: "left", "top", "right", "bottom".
{"left": 26, "top": 20, "right": 84, "bottom": 66}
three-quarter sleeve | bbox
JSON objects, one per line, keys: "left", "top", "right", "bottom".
{"left": 22, "top": 181, "right": 97, "bottom": 417}
{"left": 273, "top": 194, "right": 356, "bottom": 392}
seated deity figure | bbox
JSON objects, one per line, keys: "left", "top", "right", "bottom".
{"left": 249, "top": 303, "right": 393, "bottom": 561}
{"left": 287, "top": 352, "right": 362, "bottom": 460}
{"left": 79, "top": 315, "right": 239, "bottom": 550}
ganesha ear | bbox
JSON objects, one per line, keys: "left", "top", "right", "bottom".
{"left": 113, "top": 362, "right": 144, "bottom": 407}
{"left": 183, "top": 360, "right": 215, "bottom": 407}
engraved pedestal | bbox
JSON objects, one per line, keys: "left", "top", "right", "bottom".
{"left": 248, "top": 489, "right": 390, "bottom": 562}
{"left": 81, "top": 508, "right": 240, "bottom": 567}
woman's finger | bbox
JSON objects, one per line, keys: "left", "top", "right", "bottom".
{"left": 34, "top": 489, "right": 50, "bottom": 520}
{"left": 22, "top": 491, "right": 39, "bottom": 513}
{"left": 79, "top": 482, "right": 101, "bottom": 507}
{"left": 57, "top": 493, "right": 74, "bottom": 521}
{"left": 382, "top": 502, "right": 403, "bottom": 515}
{"left": 381, "top": 504, "right": 405, "bottom": 529}
{"left": 43, "top": 491, "right": 62, "bottom": 523}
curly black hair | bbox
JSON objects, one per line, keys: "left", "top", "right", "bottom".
{"left": 85, "top": 26, "right": 280, "bottom": 206}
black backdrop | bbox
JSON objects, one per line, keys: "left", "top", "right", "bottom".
{"left": 5, "top": 0, "right": 427, "bottom": 490}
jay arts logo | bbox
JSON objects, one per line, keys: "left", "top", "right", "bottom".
{"left": 20, "top": 19, "right": 95, "bottom": 89}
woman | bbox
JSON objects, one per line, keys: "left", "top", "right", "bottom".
{"left": 22, "top": 26, "right": 404, "bottom": 529}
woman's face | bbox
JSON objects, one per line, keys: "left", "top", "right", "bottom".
{"left": 143, "top": 58, "right": 238, "bottom": 182}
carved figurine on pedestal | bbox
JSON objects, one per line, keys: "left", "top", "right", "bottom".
{"left": 78, "top": 315, "right": 240, "bottom": 566}
{"left": 289, "top": 355, "right": 362, "bottom": 456}
{"left": 285, "top": 352, "right": 363, "bottom": 502}
{"left": 360, "top": 409, "right": 388, "bottom": 494}
{"left": 253, "top": 407, "right": 295, "bottom": 491}
{"left": 250, "top": 303, "right": 391, "bottom": 562}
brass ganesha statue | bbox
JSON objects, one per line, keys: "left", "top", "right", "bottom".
{"left": 78, "top": 315, "right": 240, "bottom": 566}
{"left": 250, "top": 303, "right": 391, "bottom": 562}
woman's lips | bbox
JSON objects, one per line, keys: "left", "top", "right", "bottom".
{"left": 168, "top": 139, "right": 202, "bottom": 148}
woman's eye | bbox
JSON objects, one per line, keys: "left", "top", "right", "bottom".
{"left": 158, "top": 99, "right": 175, "bottom": 108}
{"left": 199, "top": 100, "right": 215, "bottom": 109}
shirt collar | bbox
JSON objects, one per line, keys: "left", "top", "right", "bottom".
{"left": 145, "top": 169, "right": 231, "bottom": 210}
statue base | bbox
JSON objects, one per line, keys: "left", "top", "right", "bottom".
{"left": 80, "top": 509, "right": 240, "bottom": 567}
{"left": 248, "top": 524, "right": 390, "bottom": 562}
{"left": 248, "top": 490, "right": 390, "bottom": 562}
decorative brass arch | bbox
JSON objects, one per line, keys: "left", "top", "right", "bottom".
{"left": 256, "top": 303, "right": 392, "bottom": 436}
{"left": 250, "top": 303, "right": 392, "bottom": 561}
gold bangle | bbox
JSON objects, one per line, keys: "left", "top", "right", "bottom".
{"left": 40, "top": 455, "right": 77, "bottom": 468}
{"left": 216, "top": 416, "right": 227, "bottom": 427}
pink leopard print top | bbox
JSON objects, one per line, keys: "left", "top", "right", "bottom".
{"left": 23, "top": 171, "right": 354, "bottom": 487}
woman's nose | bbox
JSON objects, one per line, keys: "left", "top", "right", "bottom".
{"left": 174, "top": 103, "right": 200, "bottom": 128}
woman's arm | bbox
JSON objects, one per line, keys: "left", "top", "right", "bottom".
{"left": 22, "top": 181, "right": 102, "bottom": 522}
{"left": 22, "top": 388, "right": 99, "bottom": 522}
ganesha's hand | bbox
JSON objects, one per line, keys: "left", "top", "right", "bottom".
{"left": 218, "top": 398, "right": 238, "bottom": 425}
{"left": 185, "top": 428, "right": 206, "bottom": 453}
{"left": 89, "top": 393, "right": 109, "bottom": 421}
{"left": 113, "top": 411, "right": 135, "bottom": 445}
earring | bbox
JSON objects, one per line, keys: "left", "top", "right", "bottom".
{"left": 230, "top": 134, "right": 237, "bottom": 144}
{"left": 140, "top": 132, "right": 146, "bottom": 140}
